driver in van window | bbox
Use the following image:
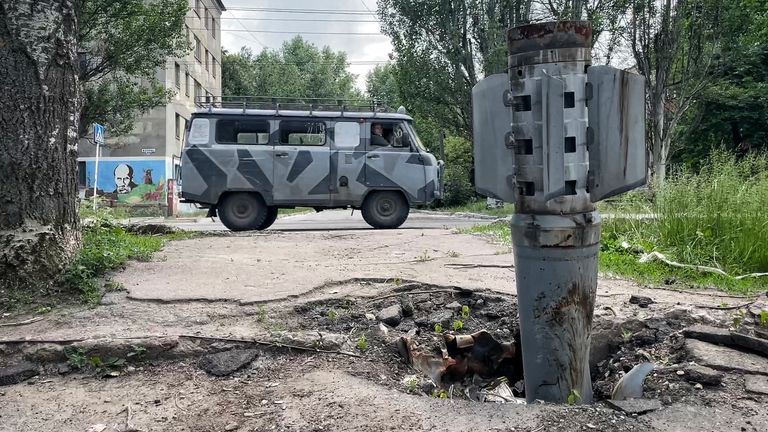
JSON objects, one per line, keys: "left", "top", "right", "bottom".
{"left": 371, "top": 123, "right": 390, "bottom": 147}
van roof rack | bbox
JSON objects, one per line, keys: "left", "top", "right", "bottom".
{"left": 195, "top": 96, "right": 392, "bottom": 115}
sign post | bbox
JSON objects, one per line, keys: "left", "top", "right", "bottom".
{"left": 92, "top": 123, "right": 105, "bottom": 211}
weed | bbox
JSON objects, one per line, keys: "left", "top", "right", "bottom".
{"left": 327, "top": 309, "right": 339, "bottom": 321}
{"left": 417, "top": 250, "right": 432, "bottom": 262}
{"left": 65, "top": 347, "right": 87, "bottom": 369}
{"left": 760, "top": 310, "right": 768, "bottom": 327}
{"left": 432, "top": 389, "right": 449, "bottom": 399}
{"left": 356, "top": 335, "right": 368, "bottom": 352}
{"left": 446, "top": 250, "right": 461, "bottom": 258}
{"left": 732, "top": 309, "right": 746, "bottom": 329}
{"left": 567, "top": 389, "right": 582, "bottom": 405}
{"left": 405, "top": 377, "right": 420, "bottom": 393}
{"left": 104, "top": 280, "right": 125, "bottom": 292}
{"left": 434, "top": 323, "right": 443, "bottom": 333}
{"left": 393, "top": 278, "right": 402, "bottom": 286}
{"left": 62, "top": 216, "right": 168, "bottom": 304}
{"left": 127, "top": 345, "right": 147, "bottom": 361}
{"left": 461, "top": 305, "right": 470, "bottom": 319}
{"left": 452, "top": 320, "right": 464, "bottom": 331}
{"left": 35, "top": 306, "right": 52, "bottom": 314}
{"left": 621, "top": 329, "right": 634, "bottom": 343}
{"left": 256, "top": 305, "right": 268, "bottom": 323}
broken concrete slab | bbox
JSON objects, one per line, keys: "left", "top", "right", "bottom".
{"left": 415, "top": 310, "right": 454, "bottom": 328}
{"left": 445, "top": 301, "right": 463, "bottom": 311}
{"left": 745, "top": 375, "right": 768, "bottom": 395}
{"left": 274, "top": 331, "right": 353, "bottom": 352}
{"left": 198, "top": 349, "right": 259, "bottom": 376}
{"left": 629, "top": 295, "right": 654, "bottom": 308}
{"left": 605, "top": 398, "right": 662, "bottom": 415}
{"left": 682, "top": 325, "right": 733, "bottom": 345}
{"left": 0, "top": 362, "right": 38, "bottom": 386}
{"left": 684, "top": 325, "right": 768, "bottom": 357}
{"left": 686, "top": 339, "right": 768, "bottom": 376}
{"left": 399, "top": 297, "right": 414, "bottom": 318}
{"left": 376, "top": 305, "right": 402, "bottom": 327}
{"left": 683, "top": 364, "right": 724, "bottom": 386}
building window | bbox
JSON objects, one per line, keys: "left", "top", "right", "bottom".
{"left": 212, "top": 59, "right": 217, "bottom": 78}
{"left": 77, "top": 161, "right": 87, "bottom": 187}
{"left": 194, "top": 36, "right": 201, "bottom": 60}
{"left": 204, "top": 8, "right": 209, "bottom": 29}
{"left": 185, "top": 72, "right": 190, "bottom": 96}
{"left": 174, "top": 62, "right": 181, "bottom": 89}
{"left": 194, "top": 0, "right": 201, "bottom": 17}
{"left": 205, "top": 49, "right": 209, "bottom": 71}
{"left": 211, "top": 18, "right": 216, "bottom": 39}
{"left": 175, "top": 114, "right": 181, "bottom": 139}
{"left": 194, "top": 80, "right": 202, "bottom": 101}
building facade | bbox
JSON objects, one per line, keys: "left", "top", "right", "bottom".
{"left": 77, "top": 0, "right": 225, "bottom": 215}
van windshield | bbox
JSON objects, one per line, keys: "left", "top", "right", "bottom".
{"left": 405, "top": 122, "right": 428, "bottom": 152}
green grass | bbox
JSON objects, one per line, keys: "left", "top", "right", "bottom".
{"left": 278, "top": 207, "right": 314, "bottom": 216}
{"left": 460, "top": 151, "right": 768, "bottom": 295}
{"left": 438, "top": 199, "right": 515, "bottom": 218}
{"left": 462, "top": 221, "right": 763, "bottom": 294}
{"left": 63, "top": 211, "right": 198, "bottom": 305}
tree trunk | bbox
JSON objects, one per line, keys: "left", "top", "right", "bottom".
{"left": 649, "top": 87, "right": 667, "bottom": 185}
{"left": 0, "top": 1, "right": 81, "bottom": 297}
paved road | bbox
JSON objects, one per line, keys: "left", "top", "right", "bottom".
{"left": 165, "top": 209, "right": 495, "bottom": 232}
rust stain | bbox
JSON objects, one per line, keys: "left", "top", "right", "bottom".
{"left": 507, "top": 21, "right": 592, "bottom": 55}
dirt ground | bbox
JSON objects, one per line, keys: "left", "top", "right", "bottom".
{"left": 2, "top": 220, "right": 768, "bottom": 432}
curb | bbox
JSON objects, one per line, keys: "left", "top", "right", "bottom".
{"left": 413, "top": 210, "right": 504, "bottom": 220}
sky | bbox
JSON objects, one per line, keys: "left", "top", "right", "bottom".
{"left": 219, "top": 0, "right": 394, "bottom": 92}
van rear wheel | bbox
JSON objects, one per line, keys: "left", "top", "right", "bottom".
{"left": 257, "top": 206, "right": 279, "bottom": 230}
{"left": 218, "top": 193, "right": 268, "bottom": 232}
{"left": 361, "top": 191, "right": 409, "bottom": 229}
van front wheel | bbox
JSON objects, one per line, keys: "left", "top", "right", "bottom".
{"left": 218, "top": 193, "right": 268, "bottom": 231}
{"left": 361, "top": 191, "right": 409, "bottom": 229}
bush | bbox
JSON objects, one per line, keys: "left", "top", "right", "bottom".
{"left": 441, "top": 136, "right": 475, "bottom": 206}
{"left": 443, "top": 165, "right": 474, "bottom": 206}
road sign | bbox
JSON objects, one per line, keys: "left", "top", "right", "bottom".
{"left": 93, "top": 123, "right": 105, "bottom": 145}
{"left": 92, "top": 123, "right": 106, "bottom": 211}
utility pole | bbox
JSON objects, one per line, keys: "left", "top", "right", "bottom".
{"left": 472, "top": 21, "right": 647, "bottom": 404}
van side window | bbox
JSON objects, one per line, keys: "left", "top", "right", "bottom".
{"left": 280, "top": 120, "right": 326, "bottom": 145}
{"left": 216, "top": 119, "right": 270, "bottom": 145}
{"left": 334, "top": 122, "right": 360, "bottom": 149}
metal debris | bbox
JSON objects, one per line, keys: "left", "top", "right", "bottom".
{"left": 396, "top": 330, "right": 522, "bottom": 400}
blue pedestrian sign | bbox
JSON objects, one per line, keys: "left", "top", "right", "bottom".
{"left": 93, "top": 123, "right": 105, "bottom": 145}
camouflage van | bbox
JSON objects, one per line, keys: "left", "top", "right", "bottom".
{"left": 180, "top": 98, "right": 444, "bottom": 231}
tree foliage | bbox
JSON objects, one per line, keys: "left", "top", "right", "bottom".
{"left": 222, "top": 37, "right": 363, "bottom": 101}
{"left": 377, "top": 0, "right": 533, "bottom": 140}
{"left": 78, "top": 0, "right": 188, "bottom": 137}
{"left": 673, "top": 0, "right": 768, "bottom": 166}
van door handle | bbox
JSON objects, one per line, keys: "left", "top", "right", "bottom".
{"left": 367, "top": 154, "right": 380, "bottom": 159}
{"left": 275, "top": 152, "right": 289, "bottom": 158}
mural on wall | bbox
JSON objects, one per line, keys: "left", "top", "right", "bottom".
{"left": 83, "top": 160, "right": 166, "bottom": 204}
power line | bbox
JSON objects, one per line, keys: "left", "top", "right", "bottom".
{"left": 218, "top": 17, "right": 379, "bottom": 23}
{"left": 224, "top": 11, "right": 267, "bottom": 48}
{"left": 199, "top": 28, "right": 387, "bottom": 36}
{"left": 358, "top": 0, "right": 379, "bottom": 19}
{"left": 224, "top": 7, "right": 375, "bottom": 15}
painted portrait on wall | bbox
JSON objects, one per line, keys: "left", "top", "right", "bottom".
{"left": 82, "top": 160, "right": 166, "bottom": 204}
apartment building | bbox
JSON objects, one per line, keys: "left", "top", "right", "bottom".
{"left": 77, "top": 0, "right": 226, "bottom": 215}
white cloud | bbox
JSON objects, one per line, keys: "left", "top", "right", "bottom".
{"left": 220, "top": 0, "right": 394, "bottom": 92}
